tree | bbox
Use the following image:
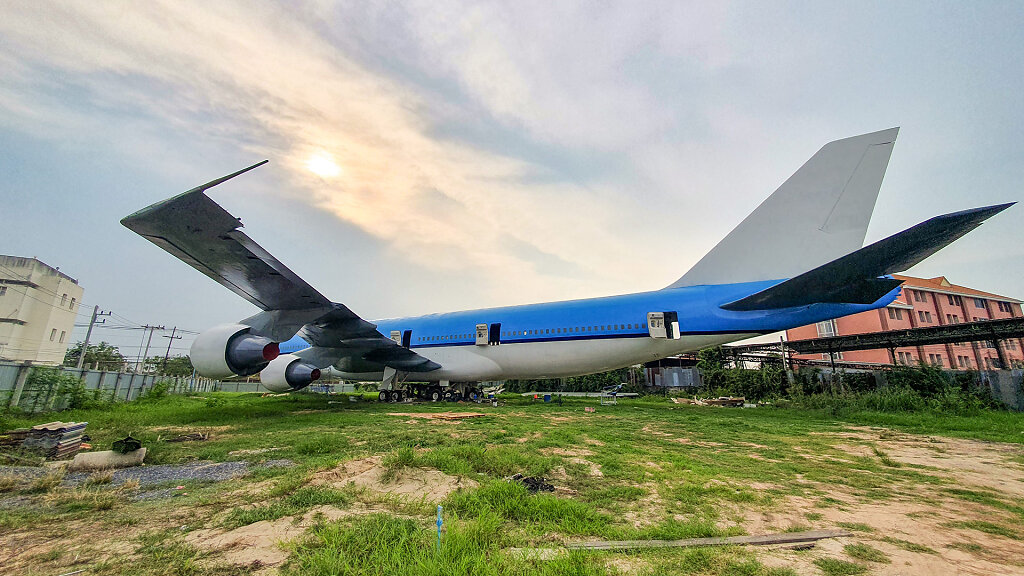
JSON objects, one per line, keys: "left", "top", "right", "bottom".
{"left": 63, "top": 341, "right": 126, "bottom": 371}
{"left": 144, "top": 355, "right": 194, "bottom": 376}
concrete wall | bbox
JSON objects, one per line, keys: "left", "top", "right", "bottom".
{"left": 0, "top": 361, "right": 253, "bottom": 412}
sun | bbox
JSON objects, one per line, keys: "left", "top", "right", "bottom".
{"left": 306, "top": 151, "right": 341, "bottom": 178}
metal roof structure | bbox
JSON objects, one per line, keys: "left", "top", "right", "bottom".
{"left": 731, "top": 317, "right": 1024, "bottom": 367}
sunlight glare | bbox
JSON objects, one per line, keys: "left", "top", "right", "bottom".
{"left": 307, "top": 150, "right": 341, "bottom": 178}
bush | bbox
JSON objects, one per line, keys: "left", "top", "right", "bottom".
{"left": 20, "top": 367, "right": 111, "bottom": 412}
{"left": 138, "top": 380, "right": 171, "bottom": 401}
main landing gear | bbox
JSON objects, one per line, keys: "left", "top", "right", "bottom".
{"left": 375, "top": 380, "right": 484, "bottom": 403}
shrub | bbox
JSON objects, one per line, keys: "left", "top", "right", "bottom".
{"left": 138, "top": 380, "right": 171, "bottom": 401}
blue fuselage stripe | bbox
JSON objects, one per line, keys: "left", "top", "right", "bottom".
{"left": 277, "top": 279, "right": 901, "bottom": 353}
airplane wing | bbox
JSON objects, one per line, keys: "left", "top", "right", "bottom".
{"left": 120, "top": 162, "right": 440, "bottom": 373}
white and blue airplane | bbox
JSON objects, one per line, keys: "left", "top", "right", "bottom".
{"left": 122, "top": 128, "right": 1012, "bottom": 400}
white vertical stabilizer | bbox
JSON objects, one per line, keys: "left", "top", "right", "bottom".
{"left": 668, "top": 128, "right": 899, "bottom": 288}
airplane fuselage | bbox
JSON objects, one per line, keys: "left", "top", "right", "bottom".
{"left": 280, "top": 279, "right": 901, "bottom": 382}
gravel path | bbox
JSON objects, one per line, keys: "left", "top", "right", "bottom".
{"left": 0, "top": 459, "right": 293, "bottom": 490}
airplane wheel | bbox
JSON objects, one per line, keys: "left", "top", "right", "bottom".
{"left": 378, "top": 391, "right": 388, "bottom": 402}
{"left": 429, "top": 388, "right": 441, "bottom": 402}
{"left": 443, "top": 390, "right": 455, "bottom": 402}
{"left": 395, "top": 391, "right": 404, "bottom": 402}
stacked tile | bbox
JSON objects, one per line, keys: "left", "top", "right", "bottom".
{"left": 21, "top": 421, "right": 88, "bottom": 459}
{"left": 0, "top": 428, "right": 30, "bottom": 448}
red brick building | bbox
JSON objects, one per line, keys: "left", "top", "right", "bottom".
{"left": 786, "top": 275, "right": 1024, "bottom": 369}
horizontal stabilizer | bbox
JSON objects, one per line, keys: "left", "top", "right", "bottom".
{"left": 721, "top": 203, "right": 1014, "bottom": 311}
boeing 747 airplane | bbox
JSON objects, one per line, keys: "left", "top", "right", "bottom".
{"left": 122, "top": 128, "right": 1012, "bottom": 401}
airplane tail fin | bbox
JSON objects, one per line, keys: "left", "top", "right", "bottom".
{"left": 668, "top": 128, "right": 899, "bottom": 289}
{"left": 720, "top": 203, "right": 1014, "bottom": 311}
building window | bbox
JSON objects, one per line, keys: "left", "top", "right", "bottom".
{"left": 816, "top": 319, "right": 838, "bottom": 337}
{"left": 59, "top": 331, "right": 66, "bottom": 343}
{"left": 50, "top": 329, "right": 57, "bottom": 342}
{"left": 997, "top": 301, "right": 1013, "bottom": 313}
{"left": 974, "top": 298, "right": 985, "bottom": 309}
{"left": 69, "top": 297, "right": 76, "bottom": 310}
{"left": 913, "top": 290, "right": 925, "bottom": 302}
{"left": 0, "top": 286, "right": 6, "bottom": 297}
{"left": 61, "top": 293, "right": 67, "bottom": 306}
{"left": 918, "top": 311, "right": 932, "bottom": 323}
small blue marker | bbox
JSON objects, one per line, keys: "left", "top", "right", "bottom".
{"left": 436, "top": 505, "right": 443, "bottom": 549}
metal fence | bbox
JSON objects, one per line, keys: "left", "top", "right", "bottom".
{"left": 0, "top": 361, "right": 264, "bottom": 412}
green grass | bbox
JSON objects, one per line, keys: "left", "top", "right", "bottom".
{"left": 813, "top": 558, "right": 867, "bottom": 575}
{"left": 2, "top": 391, "right": 1022, "bottom": 575}
{"left": 945, "top": 520, "right": 1020, "bottom": 540}
{"left": 225, "top": 485, "right": 352, "bottom": 528}
{"left": 843, "top": 543, "right": 889, "bottom": 563}
{"left": 880, "top": 536, "right": 937, "bottom": 554}
{"left": 835, "top": 522, "right": 874, "bottom": 533}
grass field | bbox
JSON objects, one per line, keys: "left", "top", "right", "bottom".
{"left": 1, "top": 393, "right": 1022, "bottom": 575}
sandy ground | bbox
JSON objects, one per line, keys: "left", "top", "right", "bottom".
{"left": 742, "top": 428, "right": 1024, "bottom": 576}
{"left": 310, "top": 455, "right": 477, "bottom": 502}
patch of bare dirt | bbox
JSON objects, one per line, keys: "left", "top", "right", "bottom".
{"left": 187, "top": 504, "right": 359, "bottom": 569}
{"left": 725, "top": 427, "right": 1024, "bottom": 576}
{"left": 744, "top": 494, "right": 1024, "bottom": 576}
{"left": 824, "top": 428, "right": 1024, "bottom": 498}
{"left": 621, "top": 483, "right": 665, "bottom": 528}
{"left": 541, "top": 447, "right": 596, "bottom": 457}
{"left": 310, "top": 456, "right": 476, "bottom": 502}
{"left": 605, "top": 555, "right": 649, "bottom": 575}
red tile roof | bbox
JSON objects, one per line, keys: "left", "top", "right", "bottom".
{"left": 892, "top": 274, "right": 1021, "bottom": 303}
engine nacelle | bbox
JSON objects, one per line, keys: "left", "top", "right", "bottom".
{"left": 189, "top": 323, "right": 280, "bottom": 379}
{"left": 260, "top": 354, "right": 321, "bottom": 393}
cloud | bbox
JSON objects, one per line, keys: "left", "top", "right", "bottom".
{"left": 1, "top": 0, "right": 1021, "bottom": 324}
{"left": 0, "top": 2, "right": 687, "bottom": 307}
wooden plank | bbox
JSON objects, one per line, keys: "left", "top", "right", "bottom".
{"left": 565, "top": 529, "right": 851, "bottom": 551}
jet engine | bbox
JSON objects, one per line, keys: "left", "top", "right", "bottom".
{"left": 189, "top": 323, "right": 280, "bottom": 379}
{"left": 260, "top": 354, "right": 321, "bottom": 392}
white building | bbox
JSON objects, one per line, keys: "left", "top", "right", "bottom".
{"left": 0, "top": 256, "right": 84, "bottom": 364}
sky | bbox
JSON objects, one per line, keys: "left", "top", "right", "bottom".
{"left": 1, "top": 1, "right": 1022, "bottom": 361}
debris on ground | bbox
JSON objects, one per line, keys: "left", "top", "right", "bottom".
{"left": 505, "top": 473, "right": 555, "bottom": 493}
{"left": 69, "top": 448, "right": 148, "bottom": 471}
{"left": 670, "top": 396, "right": 746, "bottom": 407}
{"left": 6, "top": 422, "right": 88, "bottom": 460}
{"left": 112, "top": 436, "right": 142, "bottom": 454}
{"left": 386, "top": 412, "right": 488, "bottom": 420}
{"left": 166, "top": 432, "right": 209, "bottom": 442}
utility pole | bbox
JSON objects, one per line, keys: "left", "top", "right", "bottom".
{"left": 76, "top": 305, "right": 111, "bottom": 369}
{"left": 162, "top": 327, "right": 182, "bottom": 373}
{"left": 136, "top": 325, "right": 164, "bottom": 373}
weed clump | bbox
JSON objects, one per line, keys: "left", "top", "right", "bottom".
{"left": 843, "top": 543, "right": 890, "bottom": 563}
